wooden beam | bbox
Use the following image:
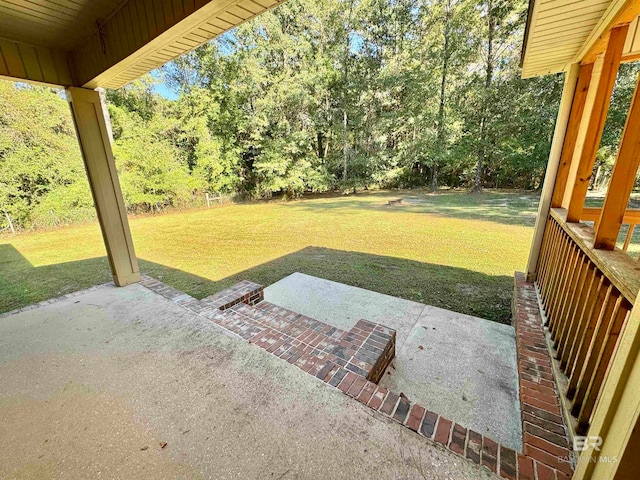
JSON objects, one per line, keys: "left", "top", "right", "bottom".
{"left": 595, "top": 73, "right": 640, "bottom": 250}
{"left": 578, "top": 0, "right": 640, "bottom": 65}
{"left": 564, "top": 25, "right": 628, "bottom": 222}
{"left": 0, "top": 38, "right": 74, "bottom": 87}
{"left": 551, "top": 63, "right": 594, "bottom": 209}
{"left": 582, "top": 207, "right": 640, "bottom": 224}
{"left": 526, "top": 64, "right": 581, "bottom": 281}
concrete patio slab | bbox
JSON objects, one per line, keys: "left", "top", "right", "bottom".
{"left": 264, "top": 272, "right": 426, "bottom": 347}
{"left": 0, "top": 283, "right": 496, "bottom": 480}
{"left": 265, "top": 273, "right": 521, "bottom": 451}
{"left": 380, "top": 305, "right": 521, "bottom": 451}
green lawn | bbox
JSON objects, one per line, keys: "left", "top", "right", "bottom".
{"left": 0, "top": 190, "right": 539, "bottom": 323}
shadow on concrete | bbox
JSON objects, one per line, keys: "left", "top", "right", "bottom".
{"left": 284, "top": 190, "right": 539, "bottom": 227}
{"left": 1, "top": 244, "right": 513, "bottom": 323}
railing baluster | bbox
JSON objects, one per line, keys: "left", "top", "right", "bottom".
{"left": 548, "top": 234, "right": 574, "bottom": 329}
{"left": 555, "top": 253, "right": 588, "bottom": 352}
{"left": 553, "top": 246, "right": 583, "bottom": 342}
{"left": 575, "top": 302, "right": 631, "bottom": 434}
{"left": 567, "top": 283, "right": 612, "bottom": 399}
{"left": 540, "top": 220, "right": 560, "bottom": 307}
{"left": 564, "top": 273, "right": 603, "bottom": 375}
{"left": 536, "top": 219, "right": 553, "bottom": 282}
{"left": 559, "top": 263, "right": 596, "bottom": 368}
{"left": 535, "top": 210, "right": 638, "bottom": 436}
{"left": 544, "top": 227, "right": 565, "bottom": 321}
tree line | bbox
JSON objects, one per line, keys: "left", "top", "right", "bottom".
{"left": 1, "top": 0, "right": 637, "bottom": 230}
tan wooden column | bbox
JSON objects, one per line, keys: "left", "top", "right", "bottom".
{"left": 551, "top": 63, "right": 593, "bottom": 208}
{"left": 594, "top": 73, "right": 640, "bottom": 250}
{"left": 525, "top": 64, "right": 580, "bottom": 281}
{"left": 563, "top": 25, "right": 628, "bottom": 222}
{"left": 66, "top": 87, "right": 140, "bottom": 286}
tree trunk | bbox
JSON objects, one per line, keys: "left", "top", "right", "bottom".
{"left": 474, "top": 0, "right": 495, "bottom": 192}
{"left": 343, "top": 110, "right": 348, "bottom": 182}
{"left": 434, "top": 0, "right": 452, "bottom": 193}
{"left": 341, "top": 0, "right": 355, "bottom": 185}
{"left": 317, "top": 132, "right": 325, "bottom": 159}
{"left": 593, "top": 165, "right": 602, "bottom": 190}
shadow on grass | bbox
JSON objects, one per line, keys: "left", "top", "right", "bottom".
{"left": 287, "top": 190, "right": 540, "bottom": 227}
{"left": 1, "top": 244, "right": 514, "bottom": 324}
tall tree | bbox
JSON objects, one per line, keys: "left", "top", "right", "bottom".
{"left": 434, "top": 0, "right": 452, "bottom": 191}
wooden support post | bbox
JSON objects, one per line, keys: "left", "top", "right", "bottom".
{"left": 564, "top": 25, "right": 628, "bottom": 222}
{"left": 66, "top": 87, "right": 140, "bottom": 287}
{"left": 526, "top": 64, "right": 581, "bottom": 281}
{"left": 594, "top": 73, "right": 640, "bottom": 250}
{"left": 572, "top": 300, "right": 640, "bottom": 479}
{"left": 551, "top": 64, "right": 594, "bottom": 208}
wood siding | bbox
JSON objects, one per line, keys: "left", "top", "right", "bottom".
{"left": 73, "top": 0, "right": 284, "bottom": 88}
{"left": 522, "top": 0, "right": 615, "bottom": 78}
{"left": 0, "top": 0, "right": 283, "bottom": 89}
{"left": 0, "top": 39, "right": 74, "bottom": 86}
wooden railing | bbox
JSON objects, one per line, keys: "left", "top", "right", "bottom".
{"left": 581, "top": 207, "right": 640, "bottom": 253}
{"left": 536, "top": 208, "right": 638, "bottom": 435}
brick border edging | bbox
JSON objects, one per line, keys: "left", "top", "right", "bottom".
{"left": 0, "top": 282, "right": 114, "bottom": 319}
{"left": 513, "top": 272, "right": 575, "bottom": 479}
{"left": 140, "top": 275, "right": 574, "bottom": 480}
{"left": 139, "top": 275, "right": 396, "bottom": 383}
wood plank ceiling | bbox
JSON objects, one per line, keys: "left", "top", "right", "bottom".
{"left": 0, "top": 0, "right": 284, "bottom": 88}
{"left": 522, "top": 0, "right": 640, "bottom": 78}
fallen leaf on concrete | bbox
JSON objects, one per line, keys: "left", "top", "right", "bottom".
{"left": 160, "top": 442, "right": 168, "bottom": 449}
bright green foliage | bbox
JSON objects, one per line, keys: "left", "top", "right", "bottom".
{"left": 1, "top": 0, "right": 638, "bottom": 229}
{"left": 110, "top": 105, "right": 192, "bottom": 212}
{"left": 0, "top": 82, "right": 91, "bottom": 228}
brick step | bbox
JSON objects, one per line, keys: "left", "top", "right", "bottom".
{"left": 226, "top": 301, "right": 395, "bottom": 383}
{"left": 203, "top": 280, "right": 264, "bottom": 310}
{"left": 236, "top": 302, "right": 357, "bottom": 351}
{"left": 141, "top": 275, "right": 575, "bottom": 479}
{"left": 255, "top": 302, "right": 377, "bottom": 348}
{"left": 141, "top": 274, "right": 394, "bottom": 384}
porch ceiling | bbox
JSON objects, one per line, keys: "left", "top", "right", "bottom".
{"left": 0, "top": 0, "right": 123, "bottom": 51}
{"left": 522, "top": 0, "right": 640, "bottom": 78}
{"left": 0, "top": 0, "right": 284, "bottom": 89}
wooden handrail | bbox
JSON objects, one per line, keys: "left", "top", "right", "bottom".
{"left": 551, "top": 208, "right": 640, "bottom": 302}
{"left": 581, "top": 207, "right": 640, "bottom": 224}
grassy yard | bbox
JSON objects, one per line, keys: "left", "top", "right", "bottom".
{"left": 0, "top": 190, "right": 539, "bottom": 323}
